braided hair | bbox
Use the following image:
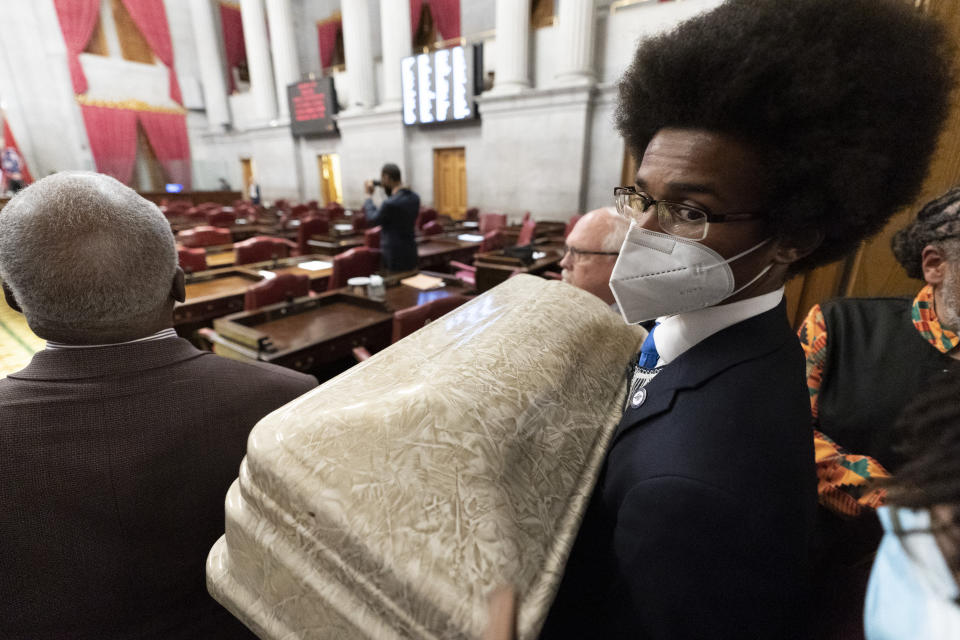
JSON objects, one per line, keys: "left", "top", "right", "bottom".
{"left": 883, "top": 371, "right": 960, "bottom": 509}
{"left": 892, "top": 187, "right": 960, "bottom": 280}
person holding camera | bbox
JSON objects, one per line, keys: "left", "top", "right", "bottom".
{"left": 363, "top": 163, "right": 420, "bottom": 272}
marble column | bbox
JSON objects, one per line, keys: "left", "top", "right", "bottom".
{"left": 340, "top": 0, "right": 377, "bottom": 110}
{"left": 379, "top": 0, "right": 413, "bottom": 109}
{"left": 189, "top": 0, "right": 232, "bottom": 128}
{"left": 265, "top": 0, "right": 301, "bottom": 119}
{"left": 490, "top": 0, "right": 531, "bottom": 94}
{"left": 554, "top": 0, "right": 596, "bottom": 86}
{"left": 239, "top": 0, "right": 277, "bottom": 121}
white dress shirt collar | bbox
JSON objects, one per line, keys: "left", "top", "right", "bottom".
{"left": 652, "top": 287, "right": 785, "bottom": 366}
{"left": 45, "top": 327, "right": 179, "bottom": 350}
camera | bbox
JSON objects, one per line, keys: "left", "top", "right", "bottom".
{"left": 371, "top": 180, "right": 382, "bottom": 187}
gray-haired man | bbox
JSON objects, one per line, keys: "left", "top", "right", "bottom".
{"left": 559, "top": 207, "right": 628, "bottom": 309}
{"left": 0, "top": 172, "right": 316, "bottom": 639}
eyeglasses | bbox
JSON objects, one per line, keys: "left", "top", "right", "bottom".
{"left": 562, "top": 245, "right": 620, "bottom": 262}
{"left": 613, "top": 186, "right": 764, "bottom": 241}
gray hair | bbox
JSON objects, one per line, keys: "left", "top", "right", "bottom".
{"left": 594, "top": 206, "right": 629, "bottom": 253}
{"left": 0, "top": 171, "right": 177, "bottom": 332}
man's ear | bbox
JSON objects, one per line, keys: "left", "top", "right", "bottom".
{"left": 2, "top": 281, "right": 22, "bottom": 313}
{"left": 921, "top": 244, "right": 948, "bottom": 286}
{"left": 171, "top": 267, "right": 186, "bottom": 303}
{"left": 773, "top": 229, "right": 825, "bottom": 265}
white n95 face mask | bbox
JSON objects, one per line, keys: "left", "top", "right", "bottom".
{"left": 608, "top": 225, "right": 772, "bottom": 324}
{"left": 865, "top": 506, "right": 960, "bottom": 640}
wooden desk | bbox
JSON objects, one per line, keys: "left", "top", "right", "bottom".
{"left": 206, "top": 249, "right": 236, "bottom": 268}
{"left": 307, "top": 234, "right": 365, "bottom": 254}
{"left": 473, "top": 246, "right": 564, "bottom": 292}
{"left": 207, "top": 280, "right": 467, "bottom": 373}
{"left": 417, "top": 237, "right": 482, "bottom": 270}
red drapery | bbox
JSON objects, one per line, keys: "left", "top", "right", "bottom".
{"left": 138, "top": 111, "right": 191, "bottom": 189}
{"left": 80, "top": 105, "right": 139, "bottom": 185}
{"left": 52, "top": 0, "right": 101, "bottom": 94}
{"left": 410, "top": 0, "right": 460, "bottom": 42}
{"left": 3, "top": 119, "right": 33, "bottom": 183}
{"left": 120, "top": 0, "right": 183, "bottom": 104}
{"left": 316, "top": 18, "right": 341, "bottom": 69}
{"left": 219, "top": 2, "right": 246, "bottom": 94}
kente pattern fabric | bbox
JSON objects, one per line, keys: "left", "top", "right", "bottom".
{"left": 207, "top": 275, "right": 646, "bottom": 639}
{"left": 799, "top": 288, "right": 958, "bottom": 516}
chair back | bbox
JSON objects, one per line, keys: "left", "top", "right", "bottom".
{"left": 297, "top": 216, "right": 331, "bottom": 255}
{"left": 515, "top": 218, "right": 537, "bottom": 247}
{"left": 479, "top": 230, "right": 505, "bottom": 253}
{"left": 479, "top": 212, "right": 507, "bottom": 234}
{"left": 244, "top": 273, "right": 310, "bottom": 311}
{"left": 565, "top": 214, "right": 583, "bottom": 239}
{"left": 351, "top": 210, "right": 367, "bottom": 232}
{"left": 421, "top": 220, "right": 443, "bottom": 236}
{"left": 520, "top": 211, "right": 531, "bottom": 225}
{"left": 417, "top": 208, "right": 438, "bottom": 229}
{"left": 291, "top": 204, "right": 310, "bottom": 218}
{"left": 207, "top": 209, "right": 236, "bottom": 227}
{"left": 364, "top": 226, "right": 382, "bottom": 249}
{"left": 326, "top": 202, "right": 345, "bottom": 218}
{"left": 391, "top": 295, "right": 472, "bottom": 343}
{"left": 328, "top": 247, "right": 380, "bottom": 290}
{"left": 177, "top": 225, "right": 232, "bottom": 248}
{"left": 466, "top": 207, "right": 479, "bottom": 221}
{"left": 235, "top": 236, "right": 296, "bottom": 265}
{"left": 177, "top": 247, "right": 207, "bottom": 274}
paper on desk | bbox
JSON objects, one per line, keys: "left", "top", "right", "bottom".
{"left": 532, "top": 251, "right": 546, "bottom": 260}
{"left": 401, "top": 274, "right": 447, "bottom": 290}
{"left": 334, "top": 223, "right": 353, "bottom": 232}
{"left": 462, "top": 221, "right": 479, "bottom": 228}
{"left": 457, "top": 233, "right": 485, "bottom": 242}
{"left": 297, "top": 260, "right": 333, "bottom": 271}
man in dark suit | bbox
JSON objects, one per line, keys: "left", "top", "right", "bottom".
{"left": 539, "top": 0, "right": 952, "bottom": 637}
{"left": 363, "top": 162, "right": 420, "bottom": 272}
{"left": 0, "top": 172, "right": 317, "bottom": 639}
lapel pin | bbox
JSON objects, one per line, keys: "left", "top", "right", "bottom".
{"left": 631, "top": 387, "right": 647, "bottom": 408}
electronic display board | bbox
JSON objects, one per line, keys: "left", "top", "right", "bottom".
{"left": 401, "top": 45, "right": 480, "bottom": 126}
{"left": 287, "top": 78, "right": 339, "bottom": 136}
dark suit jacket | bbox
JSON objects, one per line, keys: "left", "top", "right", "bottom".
{"left": 363, "top": 188, "right": 420, "bottom": 272}
{"left": 0, "top": 337, "right": 317, "bottom": 640}
{"left": 540, "top": 301, "right": 816, "bottom": 639}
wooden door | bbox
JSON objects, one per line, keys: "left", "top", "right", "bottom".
{"left": 434, "top": 147, "right": 467, "bottom": 219}
{"left": 318, "top": 154, "right": 343, "bottom": 205}
{"left": 240, "top": 158, "right": 254, "bottom": 200}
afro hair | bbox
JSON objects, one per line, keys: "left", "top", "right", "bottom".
{"left": 616, "top": 0, "right": 954, "bottom": 274}
{"left": 891, "top": 185, "right": 960, "bottom": 279}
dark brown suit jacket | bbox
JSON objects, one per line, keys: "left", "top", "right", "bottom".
{"left": 0, "top": 337, "right": 317, "bottom": 639}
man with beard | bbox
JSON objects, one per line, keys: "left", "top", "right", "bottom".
{"left": 801, "top": 186, "right": 960, "bottom": 507}
{"left": 362, "top": 163, "right": 420, "bottom": 272}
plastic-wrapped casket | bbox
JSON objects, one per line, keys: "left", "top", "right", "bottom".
{"left": 207, "top": 275, "right": 646, "bottom": 639}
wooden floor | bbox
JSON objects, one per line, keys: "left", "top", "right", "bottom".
{"left": 0, "top": 293, "right": 44, "bottom": 377}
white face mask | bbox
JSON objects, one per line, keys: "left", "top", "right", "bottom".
{"left": 608, "top": 224, "right": 772, "bottom": 325}
{"left": 865, "top": 506, "right": 960, "bottom": 640}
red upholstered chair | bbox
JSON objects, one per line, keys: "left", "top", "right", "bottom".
{"left": 421, "top": 220, "right": 443, "bottom": 236}
{"left": 307, "top": 200, "right": 319, "bottom": 209}
{"left": 296, "top": 215, "right": 331, "bottom": 255}
{"left": 521, "top": 211, "right": 531, "bottom": 225}
{"left": 326, "top": 202, "right": 345, "bottom": 218}
{"left": 364, "top": 226, "right": 382, "bottom": 249}
{"left": 565, "top": 214, "right": 583, "bottom": 238}
{"left": 480, "top": 230, "right": 505, "bottom": 253}
{"left": 206, "top": 209, "right": 236, "bottom": 227}
{"left": 327, "top": 247, "right": 380, "bottom": 290}
{"left": 351, "top": 210, "right": 367, "bottom": 232}
{"left": 479, "top": 212, "right": 507, "bottom": 234}
{"left": 542, "top": 271, "right": 563, "bottom": 280}
{"left": 234, "top": 236, "right": 297, "bottom": 265}
{"left": 516, "top": 218, "right": 537, "bottom": 246}
{"left": 417, "top": 207, "right": 438, "bottom": 229}
{"left": 449, "top": 231, "right": 505, "bottom": 288}
{"left": 177, "top": 247, "right": 207, "bottom": 274}
{"left": 291, "top": 204, "right": 310, "bottom": 218}
{"left": 243, "top": 273, "right": 310, "bottom": 311}
{"left": 391, "top": 295, "right": 472, "bottom": 342}
{"left": 177, "top": 225, "right": 232, "bottom": 248}
{"left": 466, "top": 207, "right": 479, "bottom": 221}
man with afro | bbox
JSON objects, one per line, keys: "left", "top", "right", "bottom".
{"left": 539, "top": 0, "right": 953, "bottom": 638}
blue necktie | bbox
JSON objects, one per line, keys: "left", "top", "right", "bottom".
{"left": 638, "top": 323, "right": 660, "bottom": 369}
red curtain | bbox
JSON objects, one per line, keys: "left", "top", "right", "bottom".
{"left": 52, "top": 0, "right": 101, "bottom": 94}
{"left": 316, "top": 19, "right": 341, "bottom": 69}
{"left": 2, "top": 119, "right": 33, "bottom": 183}
{"left": 120, "top": 0, "right": 183, "bottom": 104}
{"left": 80, "top": 105, "right": 139, "bottom": 184}
{"left": 138, "top": 111, "right": 191, "bottom": 190}
{"left": 219, "top": 2, "right": 246, "bottom": 94}
{"left": 410, "top": 0, "right": 460, "bottom": 42}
